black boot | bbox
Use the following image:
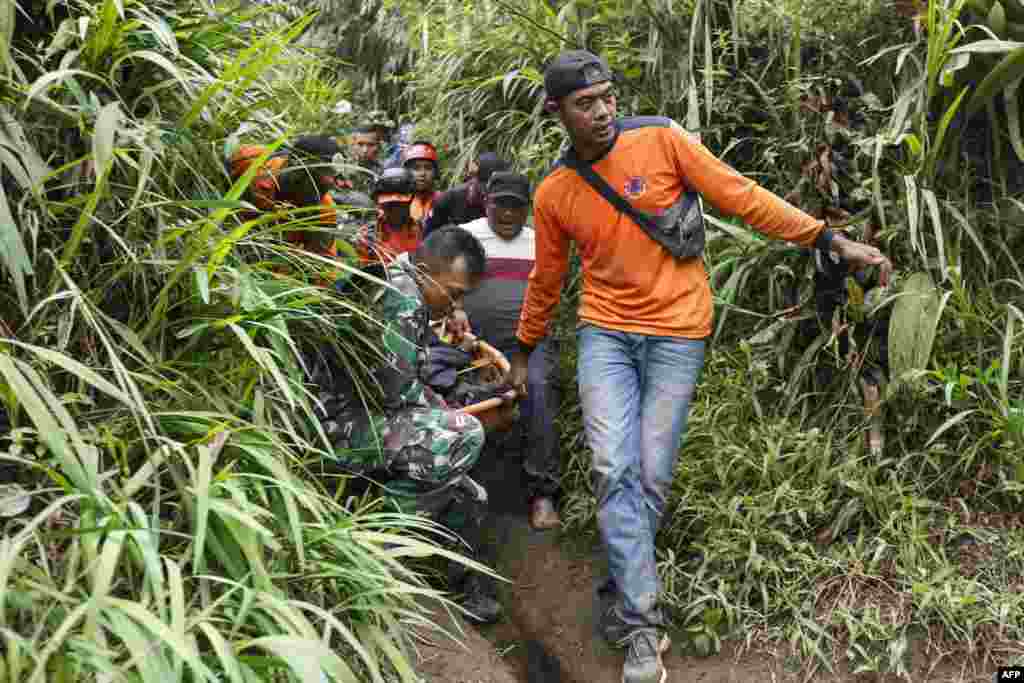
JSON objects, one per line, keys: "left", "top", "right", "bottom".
{"left": 458, "top": 571, "right": 503, "bottom": 624}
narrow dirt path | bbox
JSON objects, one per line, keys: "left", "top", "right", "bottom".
{"left": 473, "top": 449, "right": 778, "bottom": 683}
{"left": 414, "top": 447, "right": 994, "bottom": 683}
{"left": 409, "top": 597, "right": 523, "bottom": 683}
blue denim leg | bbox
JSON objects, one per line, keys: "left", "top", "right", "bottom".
{"left": 521, "top": 338, "right": 562, "bottom": 499}
{"left": 577, "top": 325, "right": 651, "bottom": 622}
{"left": 639, "top": 336, "right": 705, "bottom": 539}
{"left": 577, "top": 324, "right": 706, "bottom": 630}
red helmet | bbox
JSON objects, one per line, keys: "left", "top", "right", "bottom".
{"left": 403, "top": 142, "right": 439, "bottom": 167}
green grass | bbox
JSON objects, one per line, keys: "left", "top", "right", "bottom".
{"left": 3, "top": 0, "right": 1024, "bottom": 680}
{"left": 0, "top": 1, "right": 481, "bottom": 680}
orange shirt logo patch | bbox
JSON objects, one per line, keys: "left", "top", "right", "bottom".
{"left": 624, "top": 177, "right": 646, "bottom": 199}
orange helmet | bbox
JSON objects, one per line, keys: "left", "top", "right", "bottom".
{"left": 402, "top": 141, "right": 439, "bottom": 168}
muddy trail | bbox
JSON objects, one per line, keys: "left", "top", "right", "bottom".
{"left": 410, "top": 448, "right": 988, "bottom": 683}
{"left": 410, "top": 448, "right": 775, "bottom": 683}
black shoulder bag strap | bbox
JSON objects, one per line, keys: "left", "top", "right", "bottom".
{"left": 565, "top": 157, "right": 706, "bottom": 261}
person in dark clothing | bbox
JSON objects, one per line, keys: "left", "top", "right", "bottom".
{"left": 423, "top": 152, "right": 512, "bottom": 237}
{"left": 788, "top": 234, "right": 891, "bottom": 455}
{"left": 346, "top": 125, "right": 384, "bottom": 194}
{"left": 460, "top": 172, "right": 562, "bottom": 530}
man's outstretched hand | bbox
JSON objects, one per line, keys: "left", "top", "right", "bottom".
{"left": 507, "top": 351, "right": 529, "bottom": 398}
{"left": 833, "top": 234, "right": 893, "bottom": 287}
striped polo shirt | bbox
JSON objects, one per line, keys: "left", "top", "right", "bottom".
{"left": 460, "top": 216, "right": 536, "bottom": 355}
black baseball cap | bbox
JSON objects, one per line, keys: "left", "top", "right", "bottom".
{"left": 544, "top": 50, "right": 613, "bottom": 100}
{"left": 477, "top": 152, "right": 512, "bottom": 185}
{"left": 289, "top": 135, "right": 343, "bottom": 162}
{"left": 486, "top": 171, "right": 531, "bottom": 204}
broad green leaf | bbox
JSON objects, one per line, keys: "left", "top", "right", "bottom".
{"left": 102, "top": 598, "right": 217, "bottom": 682}
{"left": 0, "top": 0, "right": 15, "bottom": 79}
{"left": 1000, "top": 304, "right": 1022, "bottom": 412}
{"left": 195, "top": 268, "right": 210, "bottom": 304}
{"left": 109, "top": 50, "right": 193, "bottom": 96}
{"left": 128, "top": 10, "right": 179, "bottom": 54}
{"left": 0, "top": 356, "right": 88, "bottom": 490}
{"left": 241, "top": 637, "right": 359, "bottom": 683}
{"left": 180, "top": 199, "right": 252, "bottom": 210}
{"left": 944, "top": 202, "right": 992, "bottom": 267}
{"left": 0, "top": 484, "right": 30, "bottom": 517}
{"left": 950, "top": 39, "right": 1024, "bottom": 54}
{"left": 925, "top": 410, "right": 978, "bottom": 447}
{"left": 888, "top": 273, "right": 947, "bottom": 383}
{"left": 888, "top": 82, "right": 919, "bottom": 139}
{"left": 921, "top": 188, "right": 948, "bottom": 281}
{"left": 197, "top": 623, "right": 246, "bottom": 683}
{"left": 964, "top": 45, "right": 1024, "bottom": 117}
{"left": 86, "top": 530, "right": 125, "bottom": 641}
{"left": 193, "top": 444, "right": 215, "bottom": 574}
{"left": 0, "top": 105, "right": 53, "bottom": 190}
{"left": 930, "top": 86, "right": 970, "bottom": 176}
{"left": 1006, "top": 77, "right": 1024, "bottom": 161}
{"left": 104, "top": 609, "right": 174, "bottom": 680}
{"left": 873, "top": 136, "right": 887, "bottom": 230}
{"left": 991, "top": 1, "right": 1008, "bottom": 38}
{"left": 940, "top": 52, "right": 971, "bottom": 87}
{"left": 2, "top": 339, "right": 134, "bottom": 406}
{"left": 904, "top": 175, "right": 920, "bottom": 258}
{"left": 0, "top": 177, "right": 32, "bottom": 315}
{"left": 92, "top": 101, "right": 120, "bottom": 180}
{"left": 124, "top": 501, "right": 165, "bottom": 617}
{"left": 24, "top": 69, "right": 108, "bottom": 107}
{"left": 166, "top": 556, "right": 187, "bottom": 680}
{"left": 88, "top": 0, "right": 123, "bottom": 66}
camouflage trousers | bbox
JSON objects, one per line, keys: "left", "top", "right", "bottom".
{"left": 354, "top": 407, "right": 488, "bottom": 536}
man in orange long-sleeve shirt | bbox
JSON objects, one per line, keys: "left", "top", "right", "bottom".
{"left": 506, "top": 50, "right": 892, "bottom": 683}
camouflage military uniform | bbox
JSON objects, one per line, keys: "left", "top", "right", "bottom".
{"left": 312, "top": 256, "right": 487, "bottom": 531}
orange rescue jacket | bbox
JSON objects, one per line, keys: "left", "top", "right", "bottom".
{"left": 516, "top": 117, "right": 825, "bottom": 347}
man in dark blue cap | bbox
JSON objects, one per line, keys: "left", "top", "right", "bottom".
{"left": 507, "top": 49, "right": 893, "bottom": 683}
{"left": 459, "top": 171, "right": 563, "bottom": 531}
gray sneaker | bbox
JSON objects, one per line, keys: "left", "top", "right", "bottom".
{"left": 618, "top": 628, "right": 669, "bottom": 683}
{"left": 599, "top": 603, "right": 672, "bottom": 651}
{"left": 598, "top": 603, "right": 630, "bottom": 644}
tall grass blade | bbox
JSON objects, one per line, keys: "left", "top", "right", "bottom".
{"left": 0, "top": 178, "right": 32, "bottom": 314}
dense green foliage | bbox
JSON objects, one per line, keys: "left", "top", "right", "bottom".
{"left": 0, "top": 1, "right": 480, "bottom": 680}
{"left": 2, "top": 0, "right": 1024, "bottom": 680}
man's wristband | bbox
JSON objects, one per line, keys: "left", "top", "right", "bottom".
{"left": 814, "top": 228, "right": 835, "bottom": 253}
{"left": 517, "top": 340, "right": 536, "bottom": 357}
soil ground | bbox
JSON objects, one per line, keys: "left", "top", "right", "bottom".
{"left": 412, "top": 445, "right": 1001, "bottom": 683}
{"left": 409, "top": 598, "right": 522, "bottom": 683}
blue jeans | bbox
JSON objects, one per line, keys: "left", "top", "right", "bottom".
{"left": 577, "top": 324, "right": 706, "bottom": 629}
